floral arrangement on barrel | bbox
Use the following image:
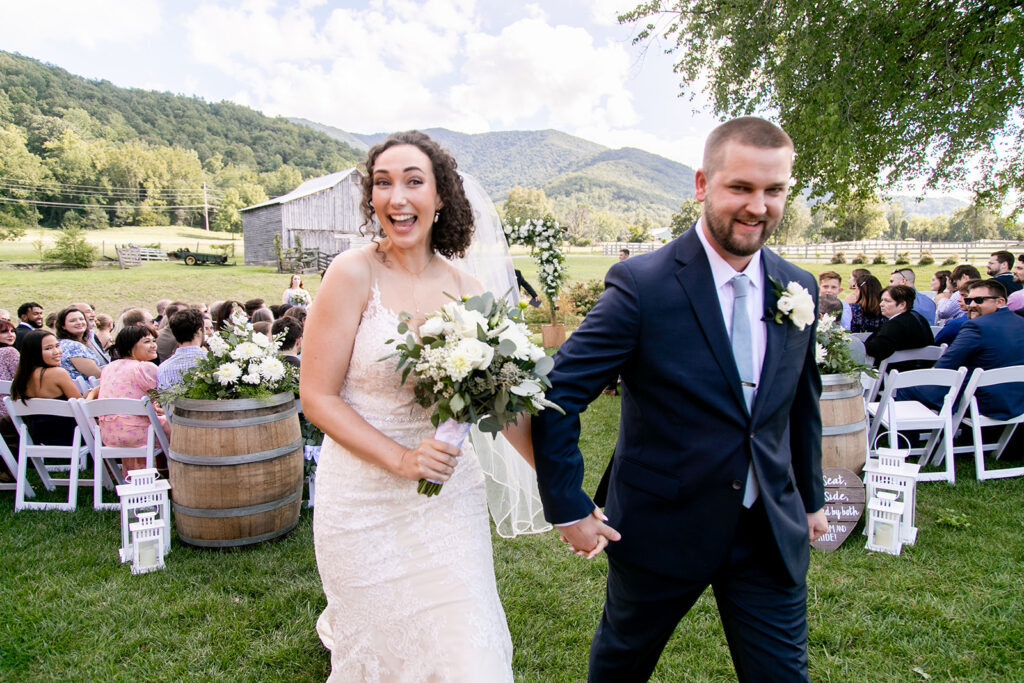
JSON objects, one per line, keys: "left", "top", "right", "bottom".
{"left": 816, "top": 313, "right": 876, "bottom": 377}
{"left": 163, "top": 311, "right": 298, "bottom": 401}
{"left": 503, "top": 216, "right": 566, "bottom": 325}
{"left": 383, "top": 292, "right": 563, "bottom": 496}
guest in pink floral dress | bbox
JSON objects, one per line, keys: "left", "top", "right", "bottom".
{"left": 98, "top": 325, "right": 170, "bottom": 474}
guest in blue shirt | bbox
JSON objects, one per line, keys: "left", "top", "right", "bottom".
{"left": 889, "top": 268, "right": 936, "bottom": 323}
{"left": 55, "top": 306, "right": 101, "bottom": 383}
{"left": 157, "top": 309, "right": 207, "bottom": 391}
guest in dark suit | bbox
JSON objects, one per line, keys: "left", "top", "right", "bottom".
{"left": 272, "top": 317, "right": 302, "bottom": 368}
{"left": 988, "top": 250, "right": 1022, "bottom": 295}
{"left": 865, "top": 285, "right": 934, "bottom": 366}
{"left": 901, "top": 279, "right": 1024, "bottom": 420}
{"left": 13, "top": 302, "right": 43, "bottom": 351}
{"left": 533, "top": 117, "right": 825, "bottom": 682}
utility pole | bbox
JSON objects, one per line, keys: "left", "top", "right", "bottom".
{"left": 203, "top": 181, "right": 210, "bottom": 232}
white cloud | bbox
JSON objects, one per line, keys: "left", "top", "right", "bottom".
{"left": 0, "top": 0, "right": 161, "bottom": 49}
{"left": 586, "top": 0, "right": 630, "bottom": 26}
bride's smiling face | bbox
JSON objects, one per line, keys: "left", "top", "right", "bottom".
{"left": 371, "top": 144, "right": 443, "bottom": 250}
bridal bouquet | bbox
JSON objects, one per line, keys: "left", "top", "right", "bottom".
{"left": 287, "top": 289, "right": 312, "bottom": 306}
{"left": 384, "top": 291, "right": 563, "bottom": 496}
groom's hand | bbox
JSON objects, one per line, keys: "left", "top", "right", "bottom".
{"left": 807, "top": 508, "right": 828, "bottom": 542}
{"left": 559, "top": 507, "right": 621, "bottom": 559}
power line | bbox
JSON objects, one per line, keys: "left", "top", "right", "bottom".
{"left": 0, "top": 197, "right": 218, "bottom": 210}
{"left": 0, "top": 175, "right": 226, "bottom": 196}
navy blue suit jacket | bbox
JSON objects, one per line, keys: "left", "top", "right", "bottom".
{"left": 532, "top": 227, "right": 824, "bottom": 584}
{"left": 900, "top": 307, "right": 1024, "bottom": 420}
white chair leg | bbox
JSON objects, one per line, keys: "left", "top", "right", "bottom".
{"left": 992, "top": 425, "right": 1018, "bottom": 460}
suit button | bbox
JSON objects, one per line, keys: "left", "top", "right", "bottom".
{"left": 731, "top": 480, "right": 743, "bottom": 490}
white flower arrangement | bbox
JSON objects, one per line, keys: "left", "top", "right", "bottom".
{"left": 287, "top": 289, "right": 312, "bottom": 306}
{"left": 768, "top": 277, "right": 816, "bottom": 330}
{"left": 503, "top": 216, "right": 566, "bottom": 324}
{"left": 165, "top": 311, "right": 299, "bottom": 400}
{"left": 383, "top": 292, "right": 563, "bottom": 496}
{"left": 816, "top": 313, "right": 876, "bottom": 376}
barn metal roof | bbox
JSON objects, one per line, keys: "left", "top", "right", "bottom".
{"left": 241, "top": 167, "right": 360, "bottom": 212}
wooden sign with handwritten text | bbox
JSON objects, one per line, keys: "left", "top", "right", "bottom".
{"left": 811, "top": 467, "right": 865, "bottom": 553}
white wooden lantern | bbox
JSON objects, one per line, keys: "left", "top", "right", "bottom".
{"left": 129, "top": 511, "right": 167, "bottom": 574}
{"left": 863, "top": 447, "right": 920, "bottom": 545}
{"left": 115, "top": 468, "right": 172, "bottom": 563}
{"left": 865, "top": 491, "right": 905, "bottom": 555}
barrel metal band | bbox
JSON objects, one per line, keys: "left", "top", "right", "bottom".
{"left": 822, "top": 418, "right": 867, "bottom": 436}
{"left": 167, "top": 438, "right": 302, "bottom": 466}
{"left": 169, "top": 405, "right": 297, "bottom": 429}
{"left": 173, "top": 488, "right": 300, "bottom": 518}
{"left": 177, "top": 518, "right": 301, "bottom": 548}
{"left": 822, "top": 387, "right": 865, "bottom": 400}
{"left": 820, "top": 373, "right": 860, "bottom": 386}
{"left": 173, "top": 393, "right": 295, "bottom": 412}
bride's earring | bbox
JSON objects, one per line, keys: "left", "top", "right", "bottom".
{"left": 434, "top": 210, "right": 440, "bottom": 224}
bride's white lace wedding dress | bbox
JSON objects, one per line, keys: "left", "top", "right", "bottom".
{"left": 313, "top": 287, "right": 513, "bottom": 682}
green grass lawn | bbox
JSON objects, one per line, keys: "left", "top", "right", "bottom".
{"left": 1, "top": 395, "right": 1022, "bottom": 681}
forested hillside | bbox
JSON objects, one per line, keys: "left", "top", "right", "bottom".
{"left": 0, "top": 52, "right": 361, "bottom": 232}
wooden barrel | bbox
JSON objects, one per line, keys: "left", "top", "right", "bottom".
{"left": 168, "top": 393, "right": 302, "bottom": 548}
{"left": 820, "top": 373, "right": 868, "bottom": 475}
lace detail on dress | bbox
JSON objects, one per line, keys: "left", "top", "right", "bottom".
{"left": 313, "top": 284, "right": 513, "bottom": 682}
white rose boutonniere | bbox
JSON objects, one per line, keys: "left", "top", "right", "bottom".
{"left": 768, "top": 276, "right": 815, "bottom": 330}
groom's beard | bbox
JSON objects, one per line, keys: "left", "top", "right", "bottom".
{"left": 703, "top": 195, "right": 780, "bottom": 257}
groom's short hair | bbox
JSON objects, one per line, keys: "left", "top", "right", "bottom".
{"left": 703, "top": 117, "right": 793, "bottom": 178}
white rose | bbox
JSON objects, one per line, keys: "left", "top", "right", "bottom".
{"left": 449, "top": 306, "right": 488, "bottom": 339}
{"left": 214, "top": 362, "right": 242, "bottom": 385}
{"left": 776, "top": 294, "right": 795, "bottom": 314}
{"left": 419, "top": 316, "right": 445, "bottom": 339}
{"left": 497, "top": 325, "right": 534, "bottom": 361}
{"left": 455, "top": 337, "right": 494, "bottom": 371}
{"left": 251, "top": 332, "right": 271, "bottom": 348}
{"left": 786, "top": 283, "right": 816, "bottom": 330}
{"left": 230, "top": 341, "right": 261, "bottom": 361}
{"left": 259, "top": 357, "right": 286, "bottom": 382}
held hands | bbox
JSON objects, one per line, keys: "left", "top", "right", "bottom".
{"left": 559, "top": 507, "right": 621, "bottom": 559}
{"left": 397, "top": 438, "right": 461, "bottom": 483}
{"left": 807, "top": 508, "right": 828, "bottom": 542}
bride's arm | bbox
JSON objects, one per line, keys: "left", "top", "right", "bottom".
{"left": 501, "top": 415, "right": 535, "bottom": 468}
{"left": 300, "top": 250, "right": 458, "bottom": 483}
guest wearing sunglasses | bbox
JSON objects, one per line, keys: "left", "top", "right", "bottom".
{"left": 900, "top": 279, "right": 1024, "bottom": 420}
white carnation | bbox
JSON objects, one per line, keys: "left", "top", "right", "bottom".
{"left": 230, "top": 341, "right": 261, "bottom": 361}
{"left": 241, "top": 372, "right": 262, "bottom": 384}
{"left": 214, "top": 362, "right": 242, "bottom": 385}
{"left": 497, "top": 324, "right": 535, "bottom": 361}
{"left": 259, "top": 357, "right": 286, "bottom": 382}
{"left": 207, "top": 336, "right": 229, "bottom": 356}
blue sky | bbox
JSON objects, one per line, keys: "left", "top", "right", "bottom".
{"left": 0, "top": 0, "right": 724, "bottom": 169}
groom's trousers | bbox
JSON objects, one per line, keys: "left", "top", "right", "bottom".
{"left": 588, "top": 500, "right": 810, "bottom": 682}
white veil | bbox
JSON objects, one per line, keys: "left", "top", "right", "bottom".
{"left": 447, "top": 173, "right": 551, "bottom": 537}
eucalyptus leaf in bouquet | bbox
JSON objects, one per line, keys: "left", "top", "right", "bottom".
{"left": 382, "top": 291, "right": 563, "bottom": 496}
{"left": 162, "top": 311, "right": 299, "bottom": 402}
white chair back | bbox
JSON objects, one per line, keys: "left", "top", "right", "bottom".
{"left": 0, "top": 380, "right": 27, "bottom": 497}
{"left": 868, "top": 344, "right": 947, "bottom": 403}
{"left": 951, "top": 365, "right": 1024, "bottom": 481}
{"left": 3, "top": 396, "right": 92, "bottom": 511}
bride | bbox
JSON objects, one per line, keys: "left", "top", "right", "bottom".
{"left": 301, "top": 131, "right": 548, "bottom": 682}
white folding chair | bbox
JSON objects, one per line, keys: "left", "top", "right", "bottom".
{"left": 72, "top": 397, "right": 163, "bottom": 511}
{"left": 0, "top": 380, "right": 32, "bottom": 498}
{"left": 949, "top": 366, "right": 1024, "bottom": 481}
{"left": 73, "top": 376, "right": 90, "bottom": 394}
{"left": 867, "top": 367, "right": 968, "bottom": 484}
{"left": 3, "top": 396, "right": 92, "bottom": 511}
{"left": 867, "top": 345, "right": 947, "bottom": 403}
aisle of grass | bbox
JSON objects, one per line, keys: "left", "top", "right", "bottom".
{"left": 1, "top": 394, "right": 1022, "bottom": 681}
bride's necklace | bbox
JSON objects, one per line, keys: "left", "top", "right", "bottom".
{"left": 392, "top": 253, "right": 436, "bottom": 315}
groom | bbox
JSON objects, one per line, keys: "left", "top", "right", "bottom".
{"left": 532, "top": 117, "right": 827, "bottom": 681}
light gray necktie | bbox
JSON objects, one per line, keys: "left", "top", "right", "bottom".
{"left": 730, "top": 274, "right": 760, "bottom": 507}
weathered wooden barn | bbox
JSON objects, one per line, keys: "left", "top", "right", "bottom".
{"left": 241, "top": 168, "right": 367, "bottom": 265}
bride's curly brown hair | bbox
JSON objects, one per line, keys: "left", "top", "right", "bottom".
{"left": 360, "top": 131, "right": 474, "bottom": 259}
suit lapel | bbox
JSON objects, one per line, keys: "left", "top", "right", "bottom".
{"left": 755, "top": 249, "right": 789, "bottom": 418}
{"left": 673, "top": 228, "right": 748, "bottom": 414}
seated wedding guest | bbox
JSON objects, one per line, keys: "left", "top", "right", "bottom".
{"left": 283, "top": 305, "right": 306, "bottom": 325}
{"left": 157, "top": 309, "right": 207, "bottom": 391}
{"left": 889, "top": 268, "right": 936, "bottom": 322}
{"left": 988, "top": 250, "right": 1022, "bottom": 295}
{"left": 98, "top": 325, "right": 170, "bottom": 474}
{"left": 202, "top": 313, "right": 214, "bottom": 341}
{"left": 900, "top": 279, "right": 1024, "bottom": 420}
{"left": 1008, "top": 254, "right": 1024, "bottom": 312}
{"left": 154, "top": 301, "right": 189, "bottom": 364}
{"left": 269, "top": 304, "right": 284, "bottom": 318}
{"left": 44, "top": 312, "right": 58, "bottom": 329}
{"left": 818, "top": 271, "right": 851, "bottom": 328}
{"left": 118, "top": 307, "right": 155, "bottom": 330}
{"left": 936, "top": 264, "right": 980, "bottom": 329}
{"left": 864, "top": 285, "right": 934, "bottom": 366}
{"left": 252, "top": 320, "right": 272, "bottom": 336}
{"left": 278, "top": 302, "right": 294, "bottom": 318}
{"left": 213, "top": 300, "right": 244, "bottom": 331}
{"left": 931, "top": 270, "right": 952, "bottom": 307}
{"left": 55, "top": 306, "right": 102, "bottom": 382}
{"left": 935, "top": 281, "right": 973, "bottom": 345}
{"left": 850, "top": 274, "right": 886, "bottom": 333}
{"left": 0, "top": 309, "right": 10, "bottom": 322}
{"left": 153, "top": 299, "right": 172, "bottom": 326}
{"left": 192, "top": 302, "right": 209, "bottom": 315}
{"left": 282, "top": 274, "right": 312, "bottom": 306}
{"left": 0, "top": 319, "right": 16, "bottom": 349}
{"left": 818, "top": 294, "right": 843, "bottom": 321}
{"left": 271, "top": 317, "right": 302, "bottom": 368}
{"left": 72, "top": 302, "right": 110, "bottom": 367}
{"left": 9, "top": 329, "right": 84, "bottom": 446}
{"left": 250, "top": 307, "right": 274, "bottom": 324}
{"left": 0, "top": 320, "right": 19, "bottom": 477}
{"left": 844, "top": 268, "right": 870, "bottom": 304}
{"left": 94, "top": 314, "right": 114, "bottom": 352}
{"left": 14, "top": 301, "right": 43, "bottom": 350}
{"left": 244, "top": 298, "right": 265, "bottom": 318}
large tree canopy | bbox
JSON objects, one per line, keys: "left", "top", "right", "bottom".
{"left": 621, "top": 1, "right": 1024, "bottom": 214}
